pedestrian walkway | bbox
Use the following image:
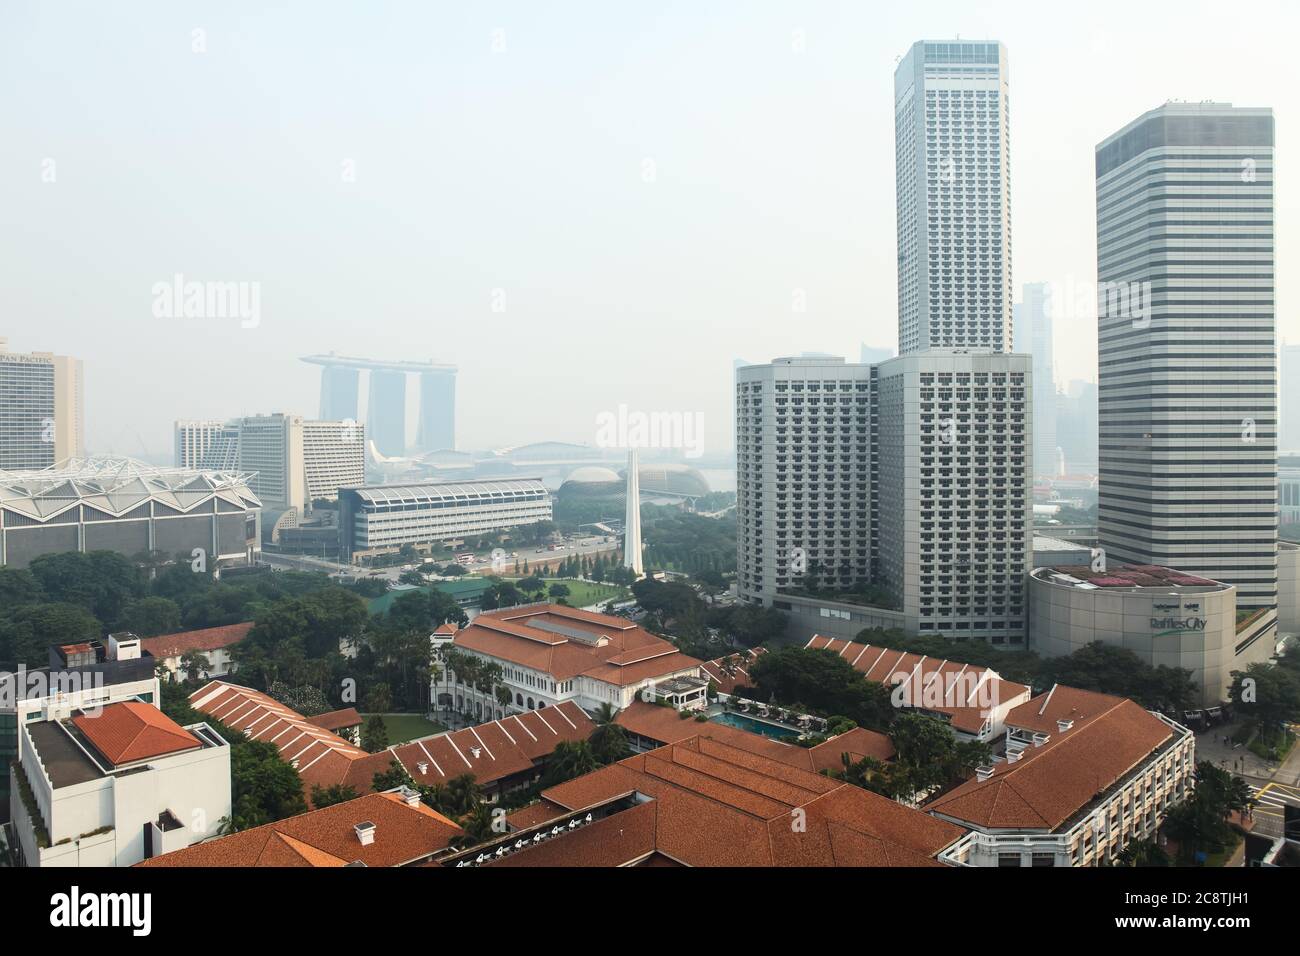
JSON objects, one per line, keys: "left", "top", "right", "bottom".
{"left": 1194, "top": 720, "right": 1275, "bottom": 780}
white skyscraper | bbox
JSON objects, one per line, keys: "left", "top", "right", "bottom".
{"left": 735, "top": 357, "right": 874, "bottom": 606}
{"left": 0, "top": 338, "right": 84, "bottom": 469}
{"left": 1095, "top": 102, "right": 1277, "bottom": 661}
{"left": 875, "top": 351, "right": 1033, "bottom": 644}
{"left": 623, "top": 449, "right": 644, "bottom": 579}
{"left": 894, "top": 41, "right": 1012, "bottom": 354}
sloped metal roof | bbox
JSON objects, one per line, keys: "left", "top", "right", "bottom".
{"left": 0, "top": 457, "right": 262, "bottom": 521}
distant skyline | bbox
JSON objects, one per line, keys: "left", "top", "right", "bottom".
{"left": 4, "top": 0, "right": 1294, "bottom": 460}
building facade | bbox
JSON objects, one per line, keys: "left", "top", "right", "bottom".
{"left": 735, "top": 357, "right": 874, "bottom": 606}
{"left": 0, "top": 636, "right": 159, "bottom": 822}
{"left": 894, "top": 41, "right": 1012, "bottom": 354}
{"left": 932, "top": 687, "right": 1195, "bottom": 867}
{"left": 173, "top": 419, "right": 227, "bottom": 469}
{"left": 444, "top": 605, "right": 706, "bottom": 720}
{"left": 875, "top": 351, "right": 1033, "bottom": 643}
{"left": 1028, "top": 565, "right": 1239, "bottom": 705}
{"left": 337, "top": 477, "right": 551, "bottom": 562}
{"left": 9, "top": 701, "right": 230, "bottom": 867}
{"left": 736, "top": 352, "right": 1033, "bottom": 645}
{"left": 176, "top": 415, "right": 362, "bottom": 515}
{"left": 0, "top": 338, "right": 84, "bottom": 469}
{"left": 1095, "top": 102, "right": 1278, "bottom": 662}
{"left": 0, "top": 458, "right": 261, "bottom": 568}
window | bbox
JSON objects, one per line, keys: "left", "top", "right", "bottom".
{"left": 1031, "top": 853, "right": 1055, "bottom": 867}
{"left": 997, "top": 853, "right": 1022, "bottom": 867}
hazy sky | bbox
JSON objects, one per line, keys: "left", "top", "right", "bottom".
{"left": 4, "top": 0, "right": 1294, "bottom": 460}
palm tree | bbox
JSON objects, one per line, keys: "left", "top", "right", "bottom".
{"left": 593, "top": 702, "right": 618, "bottom": 726}
{"left": 457, "top": 806, "right": 496, "bottom": 848}
{"left": 590, "top": 723, "right": 632, "bottom": 765}
{"left": 544, "top": 740, "right": 600, "bottom": 785}
{"left": 445, "top": 774, "right": 483, "bottom": 816}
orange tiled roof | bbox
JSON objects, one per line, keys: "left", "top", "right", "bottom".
{"left": 190, "top": 680, "right": 593, "bottom": 801}
{"left": 140, "top": 622, "right": 254, "bottom": 661}
{"left": 137, "top": 792, "right": 462, "bottom": 867}
{"left": 613, "top": 701, "right": 896, "bottom": 772}
{"left": 925, "top": 687, "right": 1175, "bottom": 831}
{"left": 453, "top": 604, "right": 702, "bottom": 685}
{"left": 699, "top": 647, "right": 765, "bottom": 696}
{"left": 308, "top": 707, "right": 363, "bottom": 732}
{"left": 71, "top": 701, "right": 201, "bottom": 766}
{"left": 491, "top": 735, "right": 963, "bottom": 867}
{"left": 804, "top": 635, "right": 1032, "bottom": 733}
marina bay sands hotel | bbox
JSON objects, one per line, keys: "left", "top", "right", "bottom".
{"left": 301, "top": 353, "right": 457, "bottom": 457}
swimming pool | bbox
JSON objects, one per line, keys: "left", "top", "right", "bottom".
{"left": 710, "top": 711, "right": 802, "bottom": 740}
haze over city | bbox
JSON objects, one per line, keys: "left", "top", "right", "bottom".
{"left": 5, "top": 0, "right": 1295, "bottom": 457}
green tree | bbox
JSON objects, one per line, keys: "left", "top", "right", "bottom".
{"left": 227, "top": 739, "right": 308, "bottom": 830}
{"left": 116, "top": 596, "right": 182, "bottom": 637}
{"left": 362, "top": 715, "right": 390, "bottom": 752}
{"left": 543, "top": 740, "right": 600, "bottom": 786}
{"left": 179, "top": 650, "right": 212, "bottom": 683}
{"left": 28, "top": 550, "right": 143, "bottom": 623}
{"left": 309, "top": 783, "right": 359, "bottom": 809}
{"left": 371, "top": 760, "right": 411, "bottom": 791}
{"left": 0, "top": 603, "right": 101, "bottom": 668}
{"left": 1229, "top": 663, "right": 1300, "bottom": 744}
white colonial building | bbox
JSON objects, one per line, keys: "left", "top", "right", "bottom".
{"left": 930, "top": 685, "right": 1194, "bottom": 867}
{"left": 435, "top": 604, "right": 707, "bottom": 721}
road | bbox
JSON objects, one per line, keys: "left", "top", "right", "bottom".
{"left": 1248, "top": 782, "right": 1300, "bottom": 839}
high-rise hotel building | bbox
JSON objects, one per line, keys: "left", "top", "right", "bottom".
{"left": 1095, "top": 103, "right": 1278, "bottom": 662}
{"left": 875, "top": 351, "right": 1032, "bottom": 643}
{"left": 737, "top": 40, "right": 1032, "bottom": 645}
{"left": 174, "top": 414, "right": 365, "bottom": 516}
{"left": 736, "top": 349, "right": 1032, "bottom": 645}
{"left": 0, "top": 337, "right": 84, "bottom": 469}
{"left": 894, "top": 41, "right": 1012, "bottom": 354}
{"left": 735, "top": 358, "right": 874, "bottom": 605}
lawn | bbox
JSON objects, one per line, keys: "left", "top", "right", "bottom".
{"left": 509, "top": 578, "right": 631, "bottom": 608}
{"left": 362, "top": 712, "right": 446, "bottom": 744}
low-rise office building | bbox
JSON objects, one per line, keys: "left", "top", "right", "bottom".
{"left": 338, "top": 477, "right": 552, "bottom": 563}
{"left": 1028, "top": 564, "right": 1241, "bottom": 706}
{"left": 9, "top": 701, "right": 230, "bottom": 867}
{"left": 929, "top": 686, "right": 1194, "bottom": 867}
